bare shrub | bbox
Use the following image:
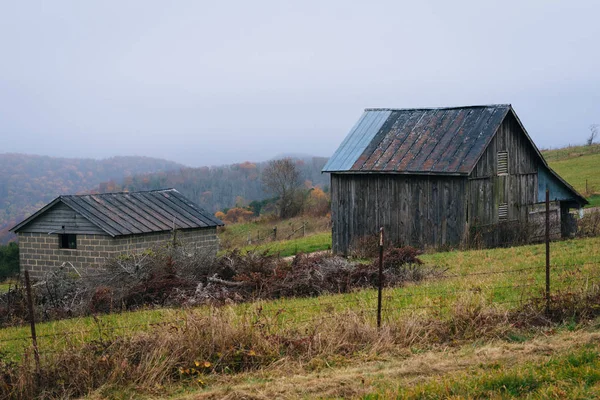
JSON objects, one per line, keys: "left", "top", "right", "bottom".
{"left": 90, "top": 242, "right": 217, "bottom": 309}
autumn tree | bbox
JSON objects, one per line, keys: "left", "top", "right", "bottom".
{"left": 261, "top": 158, "right": 303, "bottom": 218}
{"left": 303, "top": 187, "right": 330, "bottom": 216}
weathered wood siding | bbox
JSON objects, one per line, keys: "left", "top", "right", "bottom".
{"left": 17, "top": 203, "right": 107, "bottom": 235}
{"left": 468, "top": 112, "right": 539, "bottom": 227}
{"left": 331, "top": 173, "right": 467, "bottom": 254}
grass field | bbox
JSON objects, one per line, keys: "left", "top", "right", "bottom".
{"left": 235, "top": 231, "right": 332, "bottom": 257}
{"left": 544, "top": 143, "right": 600, "bottom": 199}
{"left": 218, "top": 215, "right": 329, "bottom": 250}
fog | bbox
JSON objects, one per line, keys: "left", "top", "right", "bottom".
{"left": 1, "top": 0, "right": 598, "bottom": 166}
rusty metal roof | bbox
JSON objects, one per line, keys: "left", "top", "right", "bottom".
{"left": 11, "top": 189, "right": 223, "bottom": 236}
{"left": 322, "top": 105, "right": 511, "bottom": 174}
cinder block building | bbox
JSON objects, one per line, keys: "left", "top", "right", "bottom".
{"left": 11, "top": 189, "right": 223, "bottom": 279}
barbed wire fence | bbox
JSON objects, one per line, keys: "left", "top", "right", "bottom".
{"left": 1, "top": 190, "right": 599, "bottom": 363}
{"left": 2, "top": 257, "right": 599, "bottom": 362}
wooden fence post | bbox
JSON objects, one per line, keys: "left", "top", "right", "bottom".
{"left": 273, "top": 226, "right": 277, "bottom": 241}
{"left": 25, "top": 270, "right": 41, "bottom": 383}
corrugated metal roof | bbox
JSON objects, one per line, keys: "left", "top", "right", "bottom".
{"left": 322, "top": 105, "right": 511, "bottom": 174}
{"left": 12, "top": 189, "right": 223, "bottom": 236}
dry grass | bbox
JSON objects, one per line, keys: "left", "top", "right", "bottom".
{"left": 4, "top": 287, "right": 600, "bottom": 399}
{"left": 175, "top": 328, "right": 600, "bottom": 399}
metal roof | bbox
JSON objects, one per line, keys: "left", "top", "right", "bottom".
{"left": 322, "top": 105, "right": 511, "bottom": 174}
{"left": 11, "top": 189, "right": 223, "bottom": 236}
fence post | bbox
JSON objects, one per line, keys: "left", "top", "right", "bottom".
{"left": 273, "top": 226, "right": 277, "bottom": 241}
{"left": 377, "top": 227, "right": 384, "bottom": 328}
{"left": 257, "top": 230, "right": 260, "bottom": 241}
{"left": 303, "top": 222, "right": 306, "bottom": 237}
{"left": 24, "top": 270, "right": 41, "bottom": 383}
{"left": 545, "top": 188, "right": 551, "bottom": 316}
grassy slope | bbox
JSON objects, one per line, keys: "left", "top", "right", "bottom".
{"left": 543, "top": 143, "right": 600, "bottom": 198}
{"left": 235, "top": 232, "right": 332, "bottom": 257}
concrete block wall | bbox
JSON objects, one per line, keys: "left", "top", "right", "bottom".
{"left": 18, "top": 227, "right": 218, "bottom": 280}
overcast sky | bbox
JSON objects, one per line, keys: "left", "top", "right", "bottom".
{"left": 1, "top": 1, "right": 598, "bottom": 167}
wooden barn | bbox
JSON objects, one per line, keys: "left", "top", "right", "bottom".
{"left": 322, "top": 105, "right": 588, "bottom": 254}
{"left": 10, "top": 189, "right": 223, "bottom": 279}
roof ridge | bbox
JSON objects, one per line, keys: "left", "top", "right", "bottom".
{"left": 365, "top": 104, "right": 511, "bottom": 112}
{"left": 61, "top": 188, "right": 177, "bottom": 197}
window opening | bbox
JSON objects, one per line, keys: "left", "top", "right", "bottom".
{"left": 59, "top": 234, "right": 77, "bottom": 249}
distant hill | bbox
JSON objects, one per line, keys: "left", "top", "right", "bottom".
{"left": 0, "top": 154, "right": 184, "bottom": 243}
{"left": 104, "top": 156, "right": 330, "bottom": 216}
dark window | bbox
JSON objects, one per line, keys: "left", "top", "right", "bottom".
{"left": 497, "top": 151, "right": 508, "bottom": 175}
{"left": 59, "top": 234, "right": 77, "bottom": 249}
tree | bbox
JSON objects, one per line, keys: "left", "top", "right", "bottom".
{"left": 0, "top": 242, "right": 19, "bottom": 280}
{"left": 588, "top": 124, "right": 599, "bottom": 146}
{"left": 261, "top": 159, "right": 303, "bottom": 218}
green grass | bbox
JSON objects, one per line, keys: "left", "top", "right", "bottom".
{"left": 0, "top": 280, "right": 15, "bottom": 294}
{"left": 236, "top": 231, "right": 332, "bottom": 257}
{"left": 392, "top": 346, "right": 600, "bottom": 399}
{"left": 547, "top": 151, "right": 600, "bottom": 197}
{"left": 587, "top": 194, "right": 600, "bottom": 208}
{"left": 218, "top": 215, "right": 330, "bottom": 251}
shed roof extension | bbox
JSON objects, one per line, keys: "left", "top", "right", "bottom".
{"left": 322, "top": 105, "right": 512, "bottom": 174}
{"left": 11, "top": 189, "right": 223, "bottom": 237}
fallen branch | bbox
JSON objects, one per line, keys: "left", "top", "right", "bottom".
{"left": 208, "top": 276, "right": 248, "bottom": 287}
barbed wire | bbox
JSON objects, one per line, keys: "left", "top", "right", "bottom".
{"left": 2, "top": 261, "right": 600, "bottom": 357}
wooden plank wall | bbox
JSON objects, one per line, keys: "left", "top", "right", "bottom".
{"left": 331, "top": 173, "right": 467, "bottom": 254}
{"left": 18, "top": 202, "right": 108, "bottom": 235}
{"left": 469, "top": 112, "right": 539, "bottom": 227}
